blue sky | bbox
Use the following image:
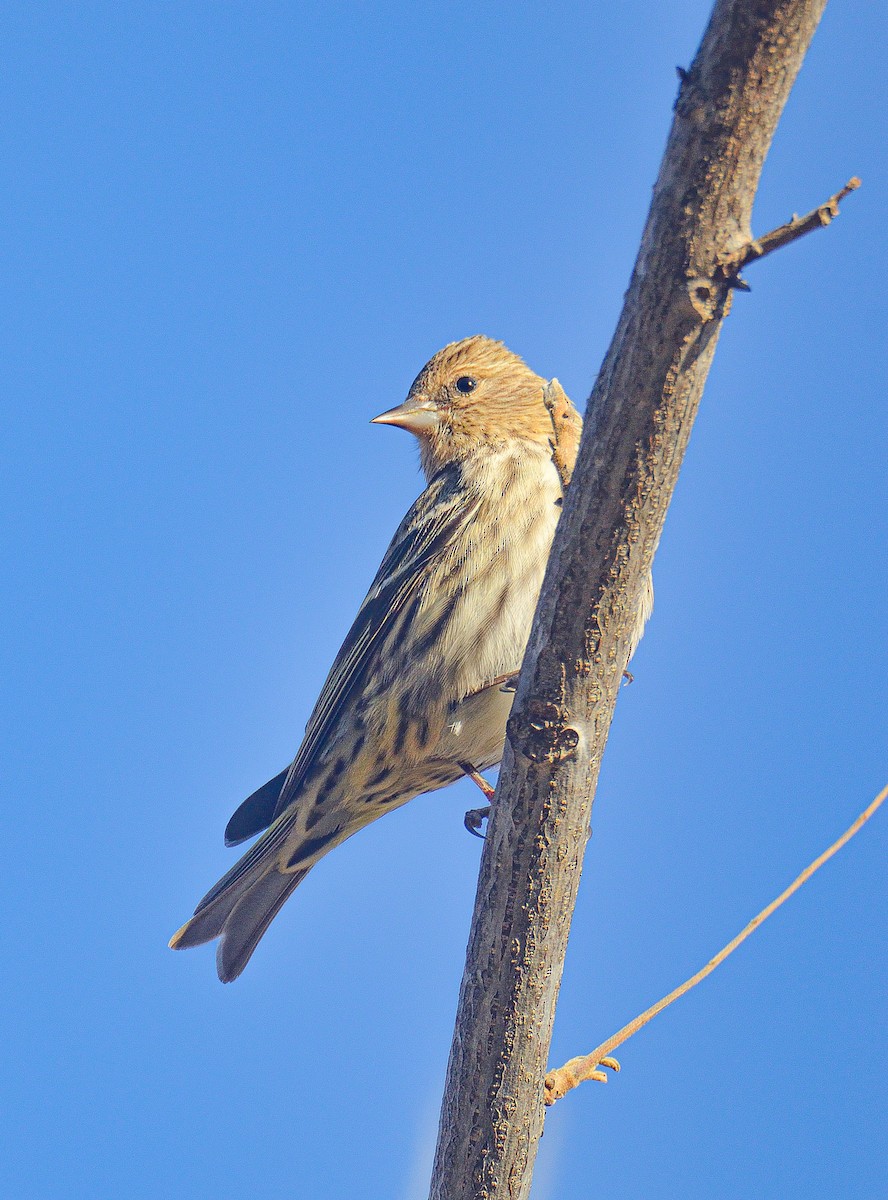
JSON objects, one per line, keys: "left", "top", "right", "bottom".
{"left": 1, "top": 2, "right": 885, "bottom": 1197}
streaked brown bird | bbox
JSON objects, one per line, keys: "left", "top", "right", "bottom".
{"left": 170, "top": 335, "right": 652, "bottom": 981}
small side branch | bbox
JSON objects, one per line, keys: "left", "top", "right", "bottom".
{"left": 719, "top": 177, "right": 860, "bottom": 282}
{"left": 544, "top": 781, "right": 887, "bottom": 1106}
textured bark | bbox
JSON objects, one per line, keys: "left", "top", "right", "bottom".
{"left": 428, "top": 2, "right": 829, "bottom": 1197}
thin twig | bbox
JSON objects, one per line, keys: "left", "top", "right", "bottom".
{"left": 719, "top": 177, "right": 861, "bottom": 283}
{"left": 544, "top": 781, "right": 887, "bottom": 1105}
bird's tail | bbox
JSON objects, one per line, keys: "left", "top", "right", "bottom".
{"left": 170, "top": 805, "right": 352, "bottom": 981}
{"left": 169, "top": 865, "right": 308, "bottom": 982}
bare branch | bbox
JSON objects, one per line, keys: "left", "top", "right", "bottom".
{"left": 544, "top": 782, "right": 887, "bottom": 1105}
{"left": 428, "top": 3, "right": 842, "bottom": 1197}
{"left": 718, "top": 176, "right": 861, "bottom": 284}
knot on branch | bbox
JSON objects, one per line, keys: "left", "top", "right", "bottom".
{"left": 508, "top": 699, "right": 580, "bottom": 765}
{"left": 685, "top": 276, "right": 726, "bottom": 320}
{"left": 672, "top": 63, "right": 710, "bottom": 125}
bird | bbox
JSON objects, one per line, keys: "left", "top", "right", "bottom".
{"left": 169, "top": 335, "right": 653, "bottom": 981}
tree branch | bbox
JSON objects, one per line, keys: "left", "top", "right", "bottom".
{"left": 428, "top": 3, "right": 838, "bottom": 1197}
{"left": 718, "top": 176, "right": 861, "bottom": 284}
{"left": 544, "top": 782, "right": 887, "bottom": 1105}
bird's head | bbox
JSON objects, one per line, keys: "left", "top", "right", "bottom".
{"left": 372, "top": 335, "right": 562, "bottom": 478}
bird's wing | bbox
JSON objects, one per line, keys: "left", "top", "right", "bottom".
{"left": 276, "top": 462, "right": 476, "bottom": 813}
{"left": 198, "top": 465, "right": 478, "bottom": 907}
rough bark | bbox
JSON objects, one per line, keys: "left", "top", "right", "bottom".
{"left": 428, "top": 2, "right": 829, "bottom": 1197}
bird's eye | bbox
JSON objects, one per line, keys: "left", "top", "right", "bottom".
{"left": 455, "top": 376, "right": 477, "bottom": 394}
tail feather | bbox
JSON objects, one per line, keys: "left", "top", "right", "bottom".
{"left": 216, "top": 868, "right": 308, "bottom": 983}
{"left": 169, "top": 840, "right": 271, "bottom": 952}
{"left": 170, "top": 861, "right": 310, "bottom": 975}
{"left": 171, "top": 786, "right": 355, "bottom": 979}
{"left": 168, "top": 889, "right": 239, "bottom": 951}
{"left": 224, "top": 768, "right": 288, "bottom": 847}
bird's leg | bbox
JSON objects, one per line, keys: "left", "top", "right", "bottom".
{"left": 456, "top": 675, "right": 517, "bottom": 837}
{"left": 622, "top": 669, "right": 634, "bottom": 685}
{"left": 459, "top": 760, "right": 495, "bottom": 838}
{"left": 460, "top": 764, "right": 496, "bottom": 800}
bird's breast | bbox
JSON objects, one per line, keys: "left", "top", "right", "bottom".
{"left": 445, "top": 445, "right": 563, "bottom": 696}
{"left": 357, "top": 443, "right": 564, "bottom": 774}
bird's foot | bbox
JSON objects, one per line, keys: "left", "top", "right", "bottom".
{"left": 622, "top": 669, "right": 634, "bottom": 686}
{"left": 464, "top": 805, "right": 491, "bottom": 838}
{"left": 458, "top": 761, "right": 495, "bottom": 837}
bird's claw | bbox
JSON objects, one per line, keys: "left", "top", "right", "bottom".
{"left": 499, "top": 674, "right": 520, "bottom": 693}
{"left": 622, "top": 669, "right": 634, "bottom": 686}
{"left": 464, "top": 805, "right": 491, "bottom": 838}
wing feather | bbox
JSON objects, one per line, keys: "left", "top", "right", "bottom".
{"left": 276, "top": 465, "right": 474, "bottom": 811}
{"left": 194, "top": 464, "right": 478, "bottom": 911}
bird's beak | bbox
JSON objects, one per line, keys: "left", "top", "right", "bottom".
{"left": 371, "top": 395, "right": 440, "bottom": 435}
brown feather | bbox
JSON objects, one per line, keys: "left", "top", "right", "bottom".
{"left": 406, "top": 335, "right": 565, "bottom": 478}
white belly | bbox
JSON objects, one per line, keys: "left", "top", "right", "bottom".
{"left": 434, "top": 681, "right": 516, "bottom": 772}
